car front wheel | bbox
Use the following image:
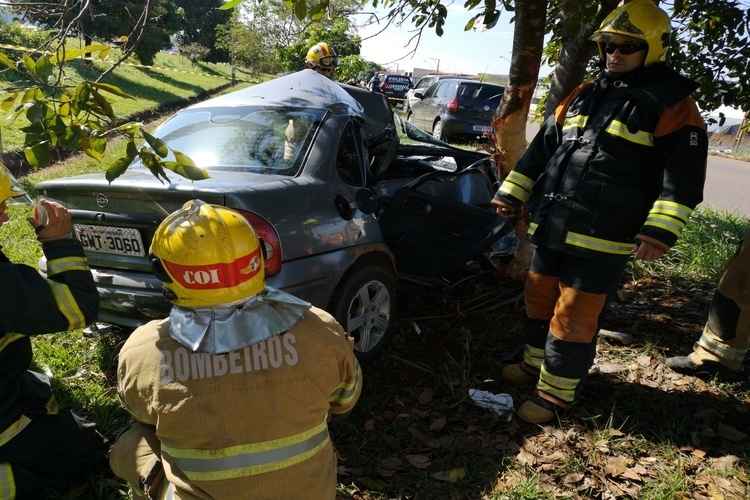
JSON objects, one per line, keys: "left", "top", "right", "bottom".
{"left": 331, "top": 264, "right": 396, "bottom": 359}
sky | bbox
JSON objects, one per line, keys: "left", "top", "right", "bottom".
{"left": 353, "top": 2, "right": 530, "bottom": 77}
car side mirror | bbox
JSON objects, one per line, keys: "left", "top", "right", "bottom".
{"left": 414, "top": 91, "right": 424, "bottom": 99}
{"left": 356, "top": 187, "right": 380, "bottom": 215}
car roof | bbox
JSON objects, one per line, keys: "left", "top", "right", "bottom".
{"left": 419, "top": 74, "right": 477, "bottom": 80}
{"left": 188, "top": 69, "right": 364, "bottom": 117}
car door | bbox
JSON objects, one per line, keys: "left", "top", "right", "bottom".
{"left": 413, "top": 82, "right": 439, "bottom": 131}
{"left": 409, "top": 76, "right": 433, "bottom": 109}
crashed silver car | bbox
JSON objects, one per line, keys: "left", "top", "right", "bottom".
{"left": 38, "top": 70, "right": 506, "bottom": 356}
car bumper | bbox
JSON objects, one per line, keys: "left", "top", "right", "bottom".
{"left": 40, "top": 247, "right": 387, "bottom": 328}
{"left": 442, "top": 116, "right": 494, "bottom": 138}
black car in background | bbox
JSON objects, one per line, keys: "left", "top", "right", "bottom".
{"left": 407, "top": 78, "right": 504, "bottom": 142}
{"left": 378, "top": 74, "right": 412, "bottom": 102}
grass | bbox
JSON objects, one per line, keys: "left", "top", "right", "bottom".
{"left": 632, "top": 206, "right": 749, "bottom": 282}
{"left": 0, "top": 46, "right": 245, "bottom": 153}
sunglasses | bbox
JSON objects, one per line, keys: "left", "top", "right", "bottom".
{"left": 603, "top": 42, "right": 647, "bottom": 55}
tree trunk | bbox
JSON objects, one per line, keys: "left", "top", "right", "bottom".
{"left": 543, "top": 0, "right": 620, "bottom": 120}
{"left": 491, "top": 0, "right": 547, "bottom": 280}
{"left": 492, "top": 0, "right": 548, "bottom": 179}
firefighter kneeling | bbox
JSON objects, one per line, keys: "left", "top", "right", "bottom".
{"left": 110, "top": 200, "right": 362, "bottom": 500}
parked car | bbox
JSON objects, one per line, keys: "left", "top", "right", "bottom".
{"left": 378, "top": 74, "right": 412, "bottom": 102}
{"left": 405, "top": 74, "right": 473, "bottom": 113}
{"left": 37, "top": 70, "right": 504, "bottom": 357}
{"left": 407, "top": 78, "right": 504, "bottom": 142}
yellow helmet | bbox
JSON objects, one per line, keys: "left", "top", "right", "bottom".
{"left": 591, "top": 0, "right": 671, "bottom": 66}
{"left": 305, "top": 42, "right": 338, "bottom": 70}
{"left": 150, "top": 200, "right": 265, "bottom": 309}
{"left": 0, "top": 164, "right": 26, "bottom": 204}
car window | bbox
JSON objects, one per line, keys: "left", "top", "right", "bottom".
{"left": 458, "top": 83, "right": 504, "bottom": 107}
{"left": 151, "top": 107, "right": 325, "bottom": 175}
{"left": 415, "top": 77, "right": 431, "bottom": 90}
{"left": 437, "top": 81, "right": 458, "bottom": 99}
{"left": 423, "top": 82, "right": 439, "bottom": 98}
{"left": 336, "top": 122, "right": 364, "bottom": 186}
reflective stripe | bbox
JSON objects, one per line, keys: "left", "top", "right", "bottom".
{"left": 46, "top": 395, "right": 59, "bottom": 415}
{"left": 537, "top": 364, "right": 579, "bottom": 403}
{"left": 523, "top": 345, "right": 545, "bottom": 369}
{"left": 47, "top": 280, "right": 86, "bottom": 329}
{"left": 528, "top": 222, "right": 539, "bottom": 237}
{"left": 498, "top": 181, "right": 531, "bottom": 203}
{"left": 605, "top": 120, "right": 654, "bottom": 147}
{"left": 565, "top": 231, "right": 635, "bottom": 255}
{"left": 331, "top": 362, "right": 362, "bottom": 407}
{"left": 162, "top": 421, "right": 330, "bottom": 481}
{"left": 644, "top": 214, "right": 685, "bottom": 237}
{"left": 0, "top": 415, "right": 31, "bottom": 447}
{"left": 651, "top": 200, "right": 693, "bottom": 223}
{"left": 506, "top": 171, "right": 535, "bottom": 192}
{"left": 0, "top": 463, "right": 15, "bottom": 500}
{"left": 46, "top": 256, "right": 90, "bottom": 276}
{"left": 696, "top": 328, "right": 747, "bottom": 366}
{"left": 0, "top": 334, "right": 25, "bottom": 354}
{"left": 161, "top": 482, "right": 175, "bottom": 500}
{"left": 562, "top": 114, "right": 588, "bottom": 130}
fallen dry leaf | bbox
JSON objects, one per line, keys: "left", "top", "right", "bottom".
{"left": 516, "top": 448, "right": 537, "bottom": 466}
{"left": 405, "top": 454, "right": 431, "bottom": 469}
{"left": 636, "top": 355, "right": 653, "bottom": 367}
{"left": 710, "top": 455, "right": 740, "bottom": 471}
{"left": 605, "top": 456, "right": 631, "bottom": 477}
{"left": 418, "top": 388, "right": 433, "bottom": 405}
{"left": 431, "top": 468, "right": 465, "bottom": 483}
{"left": 597, "top": 361, "right": 627, "bottom": 374}
{"left": 692, "top": 449, "right": 707, "bottom": 460}
{"left": 364, "top": 419, "right": 375, "bottom": 431}
{"left": 429, "top": 416, "right": 447, "bottom": 432}
{"left": 379, "top": 457, "right": 403, "bottom": 470}
{"left": 622, "top": 467, "right": 642, "bottom": 481}
{"left": 562, "top": 472, "right": 584, "bottom": 485}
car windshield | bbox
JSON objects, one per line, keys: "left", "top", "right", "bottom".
{"left": 147, "top": 106, "right": 325, "bottom": 175}
{"left": 458, "top": 83, "right": 504, "bottom": 107}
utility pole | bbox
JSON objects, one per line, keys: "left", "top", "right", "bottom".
{"left": 427, "top": 57, "right": 440, "bottom": 74}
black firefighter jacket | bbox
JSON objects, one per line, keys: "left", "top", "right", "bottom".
{"left": 495, "top": 64, "right": 708, "bottom": 256}
{"left": 0, "top": 239, "right": 98, "bottom": 445}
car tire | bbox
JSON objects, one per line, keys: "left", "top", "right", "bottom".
{"left": 330, "top": 263, "right": 396, "bottom": 360}
{"left": 432, "top": 119, "right": 446, "bottom": 141}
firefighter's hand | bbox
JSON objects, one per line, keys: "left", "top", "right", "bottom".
{"left": 634, "top": 235, "right": 669, "bottom": 261}
{"left": 36, "top": 200, "right": 72, "bottom": 242}
{"left": 493, "top": 199, "right": 520, "bottom": 218}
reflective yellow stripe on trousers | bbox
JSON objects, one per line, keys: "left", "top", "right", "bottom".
{"left": 0, "top": 463, "right": 15, "bottom": 500}
{"left": 161, "top": 421, "right": 330, "bottom": 481}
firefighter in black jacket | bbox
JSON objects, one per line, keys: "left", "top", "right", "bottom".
{"left": 0, "top": 167, "right": 105, "bottom": 499}
{"left": 493, "top": 0, "right": 707, "bottom": 424}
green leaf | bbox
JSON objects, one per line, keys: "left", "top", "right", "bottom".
{"left": 91, "top": 82, "right": 133, "bottom": 99}
{"left": 218, "top": 0, "right": 243, "bottom": 10}
{"left": 24, "top": 142, "right": 50, "bottom": 168}
{"left": 91, "top": 89, "right": 115, "bottom": 119}
{"left": 105, "top": 156, "right": 133, "bottom": 182}
{"left": 166, "top": 150, "right": 209, "bottom": 180}
{"left": 294, "top": 0, "right": 307, "bottom": 20}
{"left": 142, "top": 131, "right": 168, "bottom": 158}
{"left": 0, "top": 51, "right": 15, "bottom": 71}
{"left": 22, "top": 55, "right": 36, "bottom": 76}
{"left": 84, "top": 136, "right": 107, "bottom": 160}
{"left": 465, "top": 17, "right": 477, "bottom": 31}
{"left": 126, "top": 140, "right": 138, "bottom": 159}
{"left": 0, "top": 93, "right": 18, "bottom": 112}
{"left": 35, "top": 55, "right": 52, "bottom": 81}
{"left": 26, "top": 103, "right": 45, "bottom": 124}
{"left": 21, "top": 87, "right": 38, "bottom": 103}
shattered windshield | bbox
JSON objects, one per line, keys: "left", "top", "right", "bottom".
{"left": 146, "top": 106, "right": 325, "bottom": 176}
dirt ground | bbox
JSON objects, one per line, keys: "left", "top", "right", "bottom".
{"left": 329, "top": 272, "right": 749, "bottom": 499}
{"left": 710, "top": 132, "right": 750, "bottom": 161}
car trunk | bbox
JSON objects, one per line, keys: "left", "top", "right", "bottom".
{"left": 36, "top": 168, "right": 286, "bottom": 273}
{"left": 455, "top": 82, "right": 504, "bottom": 131}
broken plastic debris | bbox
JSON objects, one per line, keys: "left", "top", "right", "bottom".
{"left": 468, "top": 389, "right": 514, "bottom": 421}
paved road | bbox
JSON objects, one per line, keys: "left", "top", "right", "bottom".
{"left": 524, "top": 122, "right": 750, "bottom": 217}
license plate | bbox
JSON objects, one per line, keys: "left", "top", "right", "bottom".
{"left": 74, "top": 224, "right": 145, "bottom": 257}
{"left": 473, "top": 125, "right": 492, "bottom": 133}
